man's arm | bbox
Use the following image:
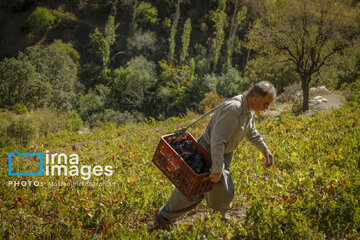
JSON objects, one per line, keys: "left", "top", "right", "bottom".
{"left": 245, "top": 117, "right": 274, "bottom": 167}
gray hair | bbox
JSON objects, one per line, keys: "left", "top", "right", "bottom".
{"left": 247, "top": 81, "right": 276, "bottom": 98}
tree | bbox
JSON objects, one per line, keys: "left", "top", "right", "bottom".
{"left": 89, "top": 29, "right": 110, "bottom": 67}
{"left": 210, "top": 0, "right": 227, "bottom": 72}
{"left": 27, "top": 6, "right": 56, "bottom": 35}
{"left": 135, "top": 2, "right": 159, "bottom": 27}
{"left": 168, "top": 0, "right": 182, "bottom": 65}
{"left": 0, "top": 58, "right": 51, "bottom": 108}
{"left": 226, "top": 2, "right": 246, "bottom": 64}
{"left": 248, "top": 0, "right": 360, "bottom": 111}
{"left": 107, "top": 56, "right": 156, "bottom": 111}
{"left": 18, "top": 46, "right": 78, "bottom": 111}
{"left": 180, "top": 18, "right": 192, "bottom": 64}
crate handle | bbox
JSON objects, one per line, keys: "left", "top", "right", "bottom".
{"left": 169, "top": 104, "right": 223, "bottom": 142}
{"left": 202, "top": 176, "right": 210, "bottom": 181}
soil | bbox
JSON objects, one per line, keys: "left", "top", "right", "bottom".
{"left": 146, "top": 203, "right": 249, "bottom": 232}
{"left": 263, "top": 87, "right": 345, "bottom": 119}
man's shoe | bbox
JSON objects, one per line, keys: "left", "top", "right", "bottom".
{"left": 154, "top": 213, "right": 173, "bottom": 230}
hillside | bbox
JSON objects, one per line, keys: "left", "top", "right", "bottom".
{"left": 0, "top": 98, "right": 359, "bottom": 238}
{"left": 1, "top": 0, "right": 358, "bottom": 123}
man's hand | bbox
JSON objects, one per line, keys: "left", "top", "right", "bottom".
{"left": 262, "top": 149, "right": 274, "bottom": 167}
{"left": 209, "top": 172, "right": 222, "bottom": 183}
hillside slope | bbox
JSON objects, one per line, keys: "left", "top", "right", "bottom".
{"left": 1, "top": 103, "right": 359, "bottom": 239}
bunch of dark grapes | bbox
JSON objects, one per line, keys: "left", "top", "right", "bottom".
{"left": 170, "top": 140, "right": 209, "bottom": 174}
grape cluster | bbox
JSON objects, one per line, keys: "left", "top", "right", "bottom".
{"left": 171, "top": 140, "right": 209, "bottom": 174}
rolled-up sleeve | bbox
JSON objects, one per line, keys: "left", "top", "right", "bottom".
{"left": 210, "top": 104, "right": 238, "bottom": 173}
{"left": 245, "top": 117, "right": 267, "bottom": 152}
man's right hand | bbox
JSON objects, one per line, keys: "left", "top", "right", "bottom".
{"left": 209, "top": 172, "right": 222, "bottom": 183}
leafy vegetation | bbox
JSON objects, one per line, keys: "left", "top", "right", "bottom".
{"left": 0, "top": 99, "right": 359, "bottom": 239}
{"left": 1, "top": 0, "right": 360, "bottom": 123}
{"left": 27, "top": 6, "right": 57, "bottom": 35}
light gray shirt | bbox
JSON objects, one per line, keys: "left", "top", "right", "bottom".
{"left": 201, "top": 94, "right": 268, "bottom": 173}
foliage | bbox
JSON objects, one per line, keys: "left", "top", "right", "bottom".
{"left": 180, "top": 18, "right": 192, "bottom": 64}
{"left": 157, "top": 59, "right": 195, "bottom": 113}
{"left": 107, "top": 56, "right": 156, "bottom": 112}
{"left": 199, "top": 91, "right": 226, "bottom": 113}
{"left": 76, "top": 84, "right": 110, "bottom": 121}
{"left": 10, "top": 103, "right": 28, "bottom": 115}
{"left": 226, "top": 4, "right": 247, "bottom": 64}
{"left": 0, "top": 57, "right": 51, "bottom": 109}
{"left": 104, "top": 15, "right": 118, "bottom": 47}
{"left": 18, "top": 46, "right": 78, "bottom": 111}
{"left": 216, "top": 65, "right": 249, "bottom": 98}
{"left": 135, "top": 2, "right": 159, "bottom": 27}
{"left": 126, "top": 30, "right": 157, "bottom": 57}
{"left": 6, "top": 116, "right": 38, "bottom": 146}
{"left": 64, "top": 111, "right": 84, "bottom": 132}
{"left": 27, "top": 6, "right": 57, "bottom": 35}
{"left": 88, "top": 109, "right": 136, "bottom": 126}
{"left": 0, "top": 101, "right": 359, "bottom": 239}
{"left": 88, "top": 29, "right": 110, "bottom": 67}
{"left": 50, "top": 39, "right": 80, "bottom": 65}
{"left": 246, "top": 55, "right": 298, "bottom": 93}
{"left": 210, "top": 0, "right": 227, "bottom": 72}
{"left": 342, "top": 78, "right": 360, "bottom": 109}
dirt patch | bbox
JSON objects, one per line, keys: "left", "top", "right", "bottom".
{"left": 146, "top": 204, "right": 249, "bottom": 232}
{"left": 263, "top": 86, "right": 345, "bottom": 119}
{"left": 306, "top": 93, "right": 345, "bottom": 114}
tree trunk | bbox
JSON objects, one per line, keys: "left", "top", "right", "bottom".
{"left": 301, "top": 77, "right": 310, "bottom": 112}
{"left": 226, "top": 0, "right": 239, "bottom": 64}
{"left": 242, "top": 48, "right": 250, "bottom": 78}
{"left": 131, "top": 0, "right": 138, "bottom": 25}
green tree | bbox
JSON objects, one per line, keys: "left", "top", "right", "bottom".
{"left": 246, "top": 55, "right": 298, "bottom": 92}
{"left": 127, "top": 30, "right": 157, "bottom": 57}
{"left": 50, "top": 39, "right": 80, "bottom": 65}
{"left": 135, "top": 2, "right": 159, "bottom": 27}
{"left": 0, "top": 58, "right": 51, "bottom": 108}
{"left": 226, "top": 2, "right": 246, "bottom": 64}
{"left": 18, "top": 45, "right": 78, "bottom": 111}
{"left": 89, "top": 29, "right": 110, "bottom": 67}
{"left": 107, "top": 56, "right": 156, "bottom": 111}
{"left": 168, "top": 0, "right": 182, "bottom": 65}
{"left": 104, "top": 15, "right": 118, "bottom": 48}
{"left": 27, "top": 6, "right": 56, "bottom": 35}
{"left": 247, "top": 0, "right": 360, "bottom": 111}
{"left": 180, "top": 18, "right": 192, "bottom": 64}
{"left": 211, "top": 0, "right": 227, "bottom": 71}
{"left": 216, "top": 65, "right": 249, "bottom": 98}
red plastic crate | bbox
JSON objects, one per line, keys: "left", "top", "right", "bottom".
{"left": 152, "top": 131, "right": 215, "bottom": 197}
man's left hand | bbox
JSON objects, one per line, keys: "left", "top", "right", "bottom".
{"left": 262, "top": 149, "right": 274, "bottom": 167}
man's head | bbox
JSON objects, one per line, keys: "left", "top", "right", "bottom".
{"left": 246, "top": 81, "right": 276, "bottom": 112}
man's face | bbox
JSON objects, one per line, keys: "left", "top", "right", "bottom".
{"left": 253, "top": 94, "right": 274, "bottom": 112}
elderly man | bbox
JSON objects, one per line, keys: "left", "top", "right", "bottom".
{"left": 155, "top": 81, "right": 276, "bottom": 229}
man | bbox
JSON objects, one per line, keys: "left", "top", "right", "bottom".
{"left": 155, "top": 81, "right": 276, "bottom": 229}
